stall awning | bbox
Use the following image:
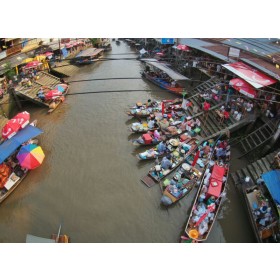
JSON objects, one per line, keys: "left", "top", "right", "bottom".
{"left": 229, "top": 78, "right": 257, "bottom": 99}
{"left": 145, "top": 60, "right": 189, "bottom": 81}
{"left": 222, "top": 61, "right": 277, "bottom": 89}
{"left": 262, "top": 170, "right": 280, "bottom": 206}
{"left": 0, "top": 125, "right": 43, "bottom": 164}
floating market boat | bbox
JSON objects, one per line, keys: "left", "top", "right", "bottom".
{"left": 26, "top": 224, "right": 70, "bottom": 243}
{"left": 182, "top": 139, "right": 230, "bottom": 242}
{"left": 72, "top": 48, "right": 104, "bottom": 64}
{"left": 141, "top": 59, "right": 189, "bottom": 96}
{"left": 160, "top": 141, "right": 211, "bottom": 206}
{"left": 141, "top": 137, "right": 198, "bottom": 187}
{"left": 0, "top": 123, "right": 43, "bottom": 204}
{"left": 241, "top": 170, "right": 280, "bottom": 243}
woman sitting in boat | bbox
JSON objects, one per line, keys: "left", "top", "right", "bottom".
{"left": 161, "top": 154, "right": 172, "bottom": 170}
{"left": 157, "top": 142, "right": 167, "bottom": 154}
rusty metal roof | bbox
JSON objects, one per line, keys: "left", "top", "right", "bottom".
{"left": 202, "top": 42, "right": 280, "bottom": 81}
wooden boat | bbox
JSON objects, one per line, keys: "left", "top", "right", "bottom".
{"left": 141, "top": 137, "right": 198, "bottom": 187}
{"left": 126, "top": 106, "right": 161, "bottom": 118}
{"left": 160, "top": 143, "right": 210, "bottom": 206}
{"left": 26, "top": 224, "right": 70, "bottom": 243}
{"left": 101, "top": 41, "right": 112, "bottom": 51}
{"left": 47, "top": 84, "right": 70, "bottom": 114}
{"left": 0, "top": 122, "right": 42, "bottom": 204}
{"left": 241, "top": 170, "right": 280, "bottom": 243}
{"left": 72, "top": 48, "right": 104, "bottom": 64}
{"left": 132, "top": 132, "right": 166, "bottom": 147}
{"left": 141, "top": 59, "right": 189, "bottom": 96}
{"left": 136, "top": 137, "right": 180, "bottom": 160}
{"left": 128, "top": 98, "right": 183, "bottom": 111}
{"left": 129, "top": 112, "right": 183, "bottom": 133}
{"left": 182, "top": 139, "right": 230, "bottom": 242}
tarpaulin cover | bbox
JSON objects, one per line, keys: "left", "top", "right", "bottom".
{"left": 222, "top": 61, "right": 277, "bottom": 89}
{"left": 0, "top": 125, "right": 43, "bottom": 164}
{"left": 262, "top": 170, "right": 280, "bottom": 205}
{"left": 211, "top": 164, "right": 225, "bottom": 181}
{"left": 207, "top": 177, "right": 223, "bottom": 198}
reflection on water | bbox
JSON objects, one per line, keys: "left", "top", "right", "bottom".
{"left": 0, "top": 41, "right": 255, "bottom": 243}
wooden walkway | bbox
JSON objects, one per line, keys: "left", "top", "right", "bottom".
{"left": 182, "top": 78, "right": 256, "bottom": 140}
{"left": 51, "top": 61, "right": 81, "bottom": 78}
{"left": 231, "top": 148, "right": 280, "bottom": 189}
{"left": 233, "top": 119, "right": 279, "bottom": 158}
{"left": 15, "top": 71, "right": 61, "bottom": 107}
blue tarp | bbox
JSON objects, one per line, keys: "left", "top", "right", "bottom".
{"left": 0, "top": 125, "right": 43, "bottom": 164}
{"left": 262, "top": 170, "right": 280, "bottom": 205}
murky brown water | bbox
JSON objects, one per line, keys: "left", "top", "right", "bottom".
{"left": 0, "top": 41, "right": 256, "bottom": 242}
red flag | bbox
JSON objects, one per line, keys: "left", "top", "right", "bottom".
{"left": 192, "top": 150, "right": 200, "bottom": 166}
{"left": 161, "top": 102, "right": 165, "bottom": 116}
{"left": 194, "top": 204, "right": 215, "bottom": 227}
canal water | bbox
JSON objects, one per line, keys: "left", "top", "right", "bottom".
{"left": 0, "top": 41, "right": 256, "bottom": 243}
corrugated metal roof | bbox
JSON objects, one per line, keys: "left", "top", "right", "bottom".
{"left": 75, "top": 48, "right": 103, "bottom": 58}
{"left": 221, "top": 38, "right": 280, "bottom": 64}
{"left": 203, "top": 44, "right": 280, "bottom": 81}
{"left": 145, "top": 61, "right": 189, "bottom": 80}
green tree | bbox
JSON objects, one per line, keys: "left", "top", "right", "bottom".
{"left": 3, "top": 61, "right": 16, "bottom": 81}
{"left": 88, "top": 38, "right": 100, "bottom": 48}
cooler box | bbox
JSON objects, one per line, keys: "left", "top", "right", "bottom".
{"left": 143, "top": 133, "right": 152, "bottom": 144}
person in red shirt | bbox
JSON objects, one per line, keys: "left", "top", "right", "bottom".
{"left": 203, "top": 101, "right": 211, "bottom": 111}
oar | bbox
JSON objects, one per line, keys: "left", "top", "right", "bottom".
{"left": 55, "top": 224, "right": 62, "bottom": 243}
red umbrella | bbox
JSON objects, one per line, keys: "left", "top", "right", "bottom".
{"left": 44, "top": 89, "right": 62, "bottom": 101}
{"left": 177, "top": 44, "right": 190, "bottom": 51}
{"left": 12, "top": 111, "right": 30, "bottom": 128}
{"left": 229, "top": 78, "right": 257, "bottom": 99}
{"left": 2, "top": 119, "right": 22, "bottom": 139}
{"left": 25, "top": 61, "right": 42, "bottom": 69}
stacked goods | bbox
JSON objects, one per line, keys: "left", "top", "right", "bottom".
{"left": 0, "top": 163, "right": 11, "bottom": 188}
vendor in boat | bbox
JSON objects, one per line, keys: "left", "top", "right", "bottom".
{"left": 157, "top": 142, "right": 167, "bottom": 154}
{"left": 36, "top": 87, "right": 45, "bottom": 102}
{"left": 146, "top": 99, "right": 152, "bottom": 107}
{"left": 161, "top": 154, "right": 172, "bottom": 170}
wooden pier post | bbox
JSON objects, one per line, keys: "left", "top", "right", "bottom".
{"left": 8, "top": 87, "right": 22, "bottom": 110}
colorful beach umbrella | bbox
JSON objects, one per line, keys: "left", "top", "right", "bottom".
{"left": 12, "top": 111, "right": 30, "bottom": 129}
{"left": 2, "top": 119, "right": 22, "bottom": 139}
{"left": 44, "top": 89, "right": 62, "bottom": 100}
{"left": 16, "top": 144, "right": 45, "bottom": 170}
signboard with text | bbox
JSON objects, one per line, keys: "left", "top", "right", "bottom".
{"left": 161, "top": 38, "right": 175, "bottom": 45}
{"left": 0, "top": 51, "right": 7, "bottom": 60}
{"left": 228, "top": 47, "right": 240, "bottom": 58}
